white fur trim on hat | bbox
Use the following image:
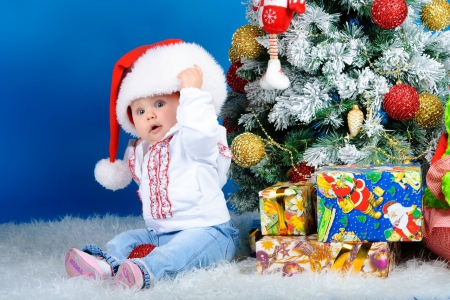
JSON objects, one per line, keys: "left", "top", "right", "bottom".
{"left": 116, "top": 42, "right": 227, "bottom": 136}
{"left": 94, "top": 158, "right": 132, "bottom": 191}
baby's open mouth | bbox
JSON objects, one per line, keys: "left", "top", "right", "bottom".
{"left": 151, "top": 125, "right": 160, "bottom": 132}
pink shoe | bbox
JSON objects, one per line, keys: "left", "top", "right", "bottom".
{"left": 65, "top": 248, "right": 112, "bottom": 280}
{"left": 114, "top": 261, "right": 144, "bottom": 289}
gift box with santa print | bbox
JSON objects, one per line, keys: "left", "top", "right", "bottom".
{"left": 259, "top": 182, "right": 316, "bottom": 236}
{"left": 256, "top": 234, "right": 394, "bottom": 278}
{"left": 316, "top": 164, "right": 423, "bottom": 242}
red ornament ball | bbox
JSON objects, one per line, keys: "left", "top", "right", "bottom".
{"left": 371, "top": 0, "right": 408, "bottom": 29}
{"left": 287, "top": 162, "right": 315, "bottom": 183}
{"left": 222, "top": 117, "right": 238, "bottom": 137}
{"left": 383, "top": 84, "right": 420, "bottom": 120}
{"left": 127, "top": 244, "right": 156, "bottom": 259}
{"left": 227, "top": 62, "right": 249, "bottom": 94}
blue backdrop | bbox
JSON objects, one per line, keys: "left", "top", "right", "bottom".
{"left": 0, "top": 1, "right": 247, "bottom": 224}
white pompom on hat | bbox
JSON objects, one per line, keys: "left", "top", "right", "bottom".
{"left": 94, "top": 39, "right": 227, "bottom": 191}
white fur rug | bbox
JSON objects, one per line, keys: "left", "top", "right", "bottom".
{"left": 1, "top": 213, "right": 450, "bottom": 300}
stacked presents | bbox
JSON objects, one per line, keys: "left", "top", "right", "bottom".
{"left": 254, "top": 164, "right": 423, "bottom": 278}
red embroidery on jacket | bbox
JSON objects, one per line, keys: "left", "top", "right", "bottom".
{"left": 128, "top": 147, "right": 140, "bottom": 185}
{"left": 218, "top": 142, "right": 233, "bottom": 158}
{"left": 147, "top": 137, "right": 173, "bottom": 219}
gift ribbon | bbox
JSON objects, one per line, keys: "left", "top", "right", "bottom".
{"left": 331, "top": 242, "right": 372, "bottom": 274}
{"left": 275, "top": 186, "right": 288, "bottom": 235}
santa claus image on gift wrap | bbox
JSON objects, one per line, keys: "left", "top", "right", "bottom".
{"left": 382, "top": 201, "right": 422, "bottom": 242}
{"left": 318, "top": 172, "right": 383, "bottom": 219}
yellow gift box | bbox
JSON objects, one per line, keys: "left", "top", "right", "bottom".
{"left": 259, "top": 182, "right": 316, "bottom": 236}
{"left": 256, "top": 235, "right": 393, "bottom": 278}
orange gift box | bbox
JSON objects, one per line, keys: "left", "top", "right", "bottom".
{"left": 259, "top": 182, "right": 316, "bottom": 236}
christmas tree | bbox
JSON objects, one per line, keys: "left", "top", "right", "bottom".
{"left": 220, "top": 0, "right": 450, "bottom": 214}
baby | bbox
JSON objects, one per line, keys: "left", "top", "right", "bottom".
{"left": 65, "top": 39, "right": 239, "bottom": 289}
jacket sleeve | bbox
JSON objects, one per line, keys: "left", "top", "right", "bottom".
{"left": 176, "top": 87, "right": 221, "bottom": 163}
{"left": 123, "top": 139, "right": 137, "bottom": 162}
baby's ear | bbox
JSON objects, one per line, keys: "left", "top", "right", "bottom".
{"left": 127, "top": 106, "right": 135, "bottom": 125}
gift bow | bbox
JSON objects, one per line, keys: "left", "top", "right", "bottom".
{"left": 331, "top": 242, "right": 373, "bottom": 274}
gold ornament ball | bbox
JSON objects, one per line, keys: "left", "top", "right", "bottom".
{"left": 421, "top": 0, "right": 450, "bottom": 31}
{"left": 231, "top": 24, "right": 265, "bottom": 60}
{"left": 231, "top": 132, "right": 266, "bottom": 167}
{"left": 414, "top": 92, "right": 444, "bottom": 128}
{"left": 228, "top": 45, "right": 240, "bottom": 64}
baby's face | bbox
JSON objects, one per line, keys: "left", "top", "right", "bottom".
{"left": 129, "top": 92, "right": 179, "bottom": 144}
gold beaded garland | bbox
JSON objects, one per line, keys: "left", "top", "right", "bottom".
{"left": 231, "top": 24, "right": 265, "bottom": 60}
{"left": 231, "top": 132, "right": 266, "bottom": 167}
{"left": 414, "top": 92, "right": 444, "bottom": 128}
{"left": 421, "top": 0, "right": 450, "bottom": 31}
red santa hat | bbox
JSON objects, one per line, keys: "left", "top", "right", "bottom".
{"left": 94, "top": 39, "right": 227, "bottom": 191}
{"left": 382, "top": 200, "right": 399, "bottom": 216}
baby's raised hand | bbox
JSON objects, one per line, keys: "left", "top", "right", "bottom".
{"left": 177, "top": 64, "right": 203, "bottom": 89}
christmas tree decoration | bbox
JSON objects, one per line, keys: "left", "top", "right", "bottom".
{"left": 127, "top": 244, "right": 156, "bottom": 259}
{"left": 347, "top": 105, "right": 364, "bottom": 137}
{"left": 231, "top": 132, "right": 266, "bottom": 167}
{"left": 222, "top": 116, "right": 238, "bottom": 137}
{"left": 420, "top": 0, "right": 450, "bottom": 31}
{"left": 220, "top": 0, "right": 450, "bottom": 216}
{"left": 226, "top": 61, "right": 249, "bottom": 94}
{"left": 414, "top": 92, "right": 444, "bottom": 128}
{"left": 228, "top": 45, "right": 240, "bottom": 63}
{"left": 383, "top": 84, "right": 420, "bottom": 120}
{"left": 286, "top": 162, "right": 315, "bottom": 182}
{"left": 231, "top": 24, "right": 265, "bottom": 60}
{"left": 371, "top": 0, "right": 408, "bottom": 29}
{"left": 252, "top": 0, "right": 306, "bottom": 90}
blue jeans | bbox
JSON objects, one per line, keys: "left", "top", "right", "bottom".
{"left": 82, "top": 220, "right": 239, "bottom": 289}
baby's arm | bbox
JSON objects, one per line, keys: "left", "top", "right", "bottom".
{"left": 177, "top": 64, "right": 203, "bottom": 89}
{"left": 176, "top": 65, "right": 221, "bottom": 162}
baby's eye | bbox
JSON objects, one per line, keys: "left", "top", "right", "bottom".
{"left": 155, "top": 101, "right": 164, "bottom": 108}
{"left": 138, "top": 109, "right": 145, "bottom": 115}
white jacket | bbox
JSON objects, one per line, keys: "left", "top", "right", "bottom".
{"left": 124, "top": 88, "right": 232, "bottom": 232}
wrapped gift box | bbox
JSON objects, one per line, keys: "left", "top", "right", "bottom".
{"left": 259, "top": 182, "right": 316, "bottom": 236}
{"left": 316, "top": 164, "right": 423, "bottom": 242}
{"left": 249, "top": 227, "right": 263, "bottom": 258}
{"left": 256, "top": 235, "right": 393, "bottom": 278}
{"left": 249, "top": 218, "right": 263, "bottom": 258}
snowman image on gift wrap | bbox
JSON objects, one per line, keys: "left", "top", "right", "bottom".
{"left": 382, "top": 200, "right": 422, "bottom": 242}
